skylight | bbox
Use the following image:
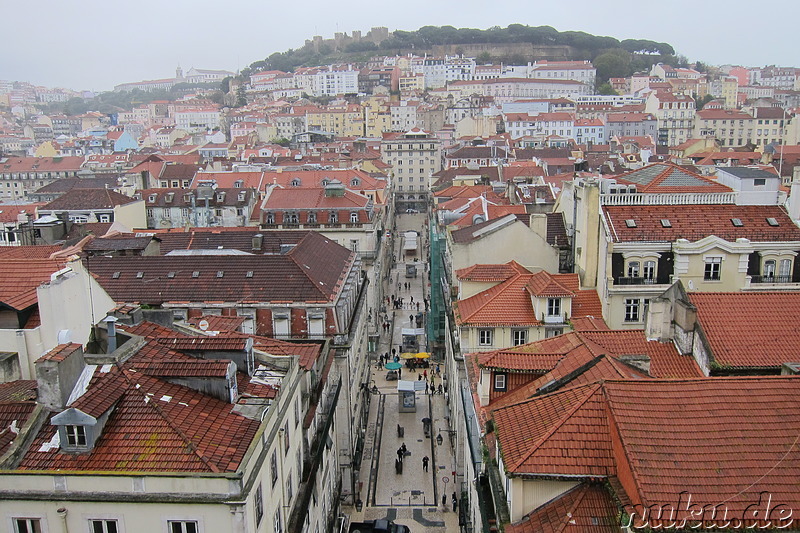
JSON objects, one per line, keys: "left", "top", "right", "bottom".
{"left": 625, "top": 219, "right": 637, "bottom": 228}
{"left": 216, "top": 271, "right": 224, "bottom": 278}
{"left": 167, "top": 272, "right": 175, "bottom": 278}
{"left": 246, "top": 271, "right": 254, "bottom": 278}
{"left": 192, "top": 271, "right": 200, "bottom": 278}
{"left": 767, "top": 217, "right": 779, "bottom": 226}
{"left": 112, "top": 272, "right": 120, "bottom": 279}
{"left": 136, "top": 272, "right": 144, "bottom": 278}
{"left": 731, "top": 218, "right": 743, "bottom": 227}
{"left": 660, "top": 219, "right": 671, "bottom": 227}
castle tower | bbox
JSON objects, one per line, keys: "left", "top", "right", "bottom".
{"left": 176, "top": 66, "right": 184, "bottom": 79}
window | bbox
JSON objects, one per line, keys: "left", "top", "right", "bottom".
{"left": 65, "top": 425, "right": 87, "bottom": 446}
{"left": 287, "top": 471, "right": 293, "bottom": 503}
{"left": 754, "top": 178, "right": 766, "bottom": 186}
{"left": 627, "top": 261, "right": 640, "bottom": 278}
{"left": 350, "top": 212, "right": 359, "bottom": 223}
{"left": 168, "top": 521, "right": 198, "bottom": 533}
{"left": 624, "top": 299, "right": 640, "bottom": 322}
{"left": 270, "top": 450, "right": 278, "bottom": 486}
{"left": 274, "top": 509, "right": 283, "bottom": 533}
{"left": 13, "top": 519, "right": 42, "bottom": 533}
{"left": 545, "top": 328, "right": 563, "bottom": 338}
{"left": 284, "top": 211, "right": 298, "bottom": 224}
{"left": 493, "top": 373, "right": 507, "bottom": 391}
{"left": 704, "top": 257, "right": 722, "bottom": 281}
{"left": 90, "top": 520, "right": 118, "bottom": 533}
{"left": 265, "top": 212, "right": 275, "bottom": 224}
{"left": 643, "top": 260, "right": 656, "bottom": 281}
{"left": 478, "top": 329, "right": 493, "bottom": 346}
{"left": 779, "top": 258, "right": 792, "bottom": 278}
{"left": 255, "top": 484, "right": 264, "bottom": 526}
{"left": 547, "top": 298, "right": 561, "bottom": 316}
{"left": 512, "top": 329, "right": 528, "bottom": 346}
{"left": 763, "top": 259, "right": 776, "bottom": 279}
{"left": 329, "top": 211, "right": 338, "bottom": 223}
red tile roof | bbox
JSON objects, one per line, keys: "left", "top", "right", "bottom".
{"left": 456, "top": 268, "right": 601, "bottom": 328}
{"left": 494, "top": 382, "right": 614, "bottom": 476}
{"left": 455, "top": 261, "right": 528, "bottom": 282}
{"left": 612, "top": 162, "right": 731, "bottom": 193}
{"left": 690, "top": 292, "right": 800, "bottom": 369}
{"left": 156, "top": 336, "right": 248, "bottom": 351}
{"left": 604, "top": 204, "right": 800, "bottom": 243}
{"left": 19, "top": 367, "right": 260, "bottom": 472}
{"left": 0, "top": 401, "right": 37, "bottom": 457}
{"left": 89, "top": 232, "right": 355, "bottom": 305}
{"left": 493, "top": 377, "right": 800, "bottom": 528}
{"left": 506, "top": 483, "right": 620, "bottom": 533}
{"left": 0, "top": 258, "right": 66, "bottom": 310}
{"left": 36, "top": 343, "right": 82, "bottom": 364}
{"left": 0, "top": 380, "right": 37, "bottom": 402}
{"left": 41, "top": 189, "right": 136, "bottom": 210}
{"left": 262, "top": 187, "right": 370, "bottom": 210}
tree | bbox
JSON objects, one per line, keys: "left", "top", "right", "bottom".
{"left": 477, "top": 51, "right": 493, "bottom": 64}
{"left": 221, "top": 76, "right": 233, "bottom": 94}
{"left": 271, "top": 137, "right": 291, "bottom": 147}
{"left": 235, "top": 85, "right": 247, "bottom": 108}
{"left": 594, "top": 50, "right": 632, "bottom": 82}
{"left": 694, "top": 93, "right": 714, "bottom": 110}
{"left": 597, "top": 83, "right": 618, "bottom": 95}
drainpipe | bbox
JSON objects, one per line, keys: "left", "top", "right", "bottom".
{"left": 57, "top": 508, "right": 69, "bottom": 533}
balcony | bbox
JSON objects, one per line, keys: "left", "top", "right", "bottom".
{"left": 615, "top": 276, "right": 659, "bottom": 286}
{"left": 750, "top": 275, "right": 797, "bottom": 285}
{"left": 543, "top": 313, "right": 566, "bottom": 324}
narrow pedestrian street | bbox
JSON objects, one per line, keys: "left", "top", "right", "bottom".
{"left": 348, "top": 211, "right": 461, "bottom": 532}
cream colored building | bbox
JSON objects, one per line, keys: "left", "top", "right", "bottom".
{"left": 563, "top": 164, "right": 800, "bottom": 330}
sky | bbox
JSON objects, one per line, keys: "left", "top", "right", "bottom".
{"left": 3, "top": 0, "right": 798, "bottom": 93}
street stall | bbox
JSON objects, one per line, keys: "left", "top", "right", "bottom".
{"left": 397, "top": 379, "right": 425, "bottom": 413}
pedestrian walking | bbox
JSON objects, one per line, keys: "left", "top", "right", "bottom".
{"left": 425, "top": 381, "right": 429, "bottom": 394}
{"left": 452, "top": 492, "right": 458, "bottom": 512}
{"left": 398, "top": 367, "right": 402, "bottom": 379}
{"left": 395, "top": 458, "right": 401, "bottom": 474}
{"left": 423, "top": 369, "right": 427, "bottom": 380}
{"left": 437, "top": 384, "right": 443, "bottom": 395}
{"left": 422, "top": 456, "right": 429, "bottom": 472}
{"left": 410, "top": 295, "right": 414, "bottom": 304}
{"left": 416, "top": 302, "right": 420, "bottom": 311}
{"left": 397, "top": 447, "right": 403, "bottom": 462}
{"left": 418, "top": 373, "right": 422, "bottom": 381}
{"left": 442, "top": 494, "right": 447, "bottom": 510}
{"left": 410, "top": 314, "right": 414, "bottom": 325}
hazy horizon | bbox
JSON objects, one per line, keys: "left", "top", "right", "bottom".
{"left": 4, "top": 0, "right": 798, "bottom": 92}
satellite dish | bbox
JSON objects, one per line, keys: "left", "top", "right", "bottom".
{"left": 198, "top": 320, "right": 210, "bottom": 331}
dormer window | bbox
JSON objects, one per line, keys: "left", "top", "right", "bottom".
{"left": 350, "top": 178, "right": 360, "bottom": 187}
{"left": 350, "top": 212, "right": 359, "bottom": 223}
{"left": 165, "top": 193, "right": 174, "bottom": 203}
{"left": 290, "top": 178, "right": 301, "bottom": 187}
{"left": 216, "top": 192, "right": 226, "bottom": 203}
{"left": 65, "top": 425, "right": 87, "bottom": 446}
{"left": 148, "top": 194, "right": 157, "bottom": 203}
{"left": 238, "top": 191, "right": 246, "bottom": 202}
{"left": 265, "top": 212, "right": 275, "bottom": 224}
{"left": 547, "top": 298, "right": 561, "bottom": 316}
{"left": 234, "top": 180, "right": 243, "bottom": 188}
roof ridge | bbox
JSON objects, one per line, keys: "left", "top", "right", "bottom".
{"left": 119, "top": 368, "right": 221, "bottom": 473}
{"left": 554, "top": 484, "right": 590, "bottom": 533}
{"left": 507, "top": 382, "right": 604, "bottom": 473}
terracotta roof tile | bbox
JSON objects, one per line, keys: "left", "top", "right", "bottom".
{"left": 690, "top": 292, "right": 800, "bottom": 369}
{"left": 36, "top": 343, "right": 82, "bottom": 364}
{"left": 19, "top": 367, "right": 260, "bottom": 473}
{"left": 0, "top": 380, "right": 37, "bottom": 402}
{"left": 612, "top": 162, "right": 731, "bottom": 193}
{"left": 455, "top": 261, "right": 527, "bottom": 282}
{"left": 0, "top": 258, "right": 66, "bottom": 310}
{"left": 0, "top": 401, "right": 38, "bottom": 457}
{"left": 42, "top": 189, "right": 136, "bottom": 210}
{"left": 506, "top": 483, "right": 620, "bottom": 533}
{"left": 604, "top": 204, "right": 800, "bottom": 243}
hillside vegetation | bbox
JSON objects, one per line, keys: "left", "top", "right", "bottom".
{"left": 243, "top": 24, "right": 681, "bottom": 83}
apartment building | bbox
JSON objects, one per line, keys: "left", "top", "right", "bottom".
{"left": 381, "top": 128, "right": 442, "bottom": 207}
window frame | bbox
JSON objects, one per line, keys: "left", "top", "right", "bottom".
{"left": 704, "top": 257, "right": 722, "bottom": 281}
{"left": 65, "top": 424, "right": 87, "bottom": 447}
{"left": 254, "top": 484, "right": 264, "bottom": 527}
{"left": 546, "top": 298, "right": 561, "bottom": 317}
{"left": 89, "top": 519, "right": 120, "bottom": 533}
{"left": 511, "top": 329, "right": 528, "bottom": 346}
{"left": 13, "top": 518, "right": 43, "bottom": 533}
{"left": 493, "top": 372, "right": 507, "bottom": 391}
{"left": 166, "top": 520, "right": 199, "bottom": 533}
{"left": 478, "top": 328, "right": 493, "bottom": 346}
{"left": 624, "top": 298, "right": 641, "bottom": 323}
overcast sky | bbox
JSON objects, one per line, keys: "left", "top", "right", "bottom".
{"left": 4, "top": 0, "right": 798, "bottom": 92}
